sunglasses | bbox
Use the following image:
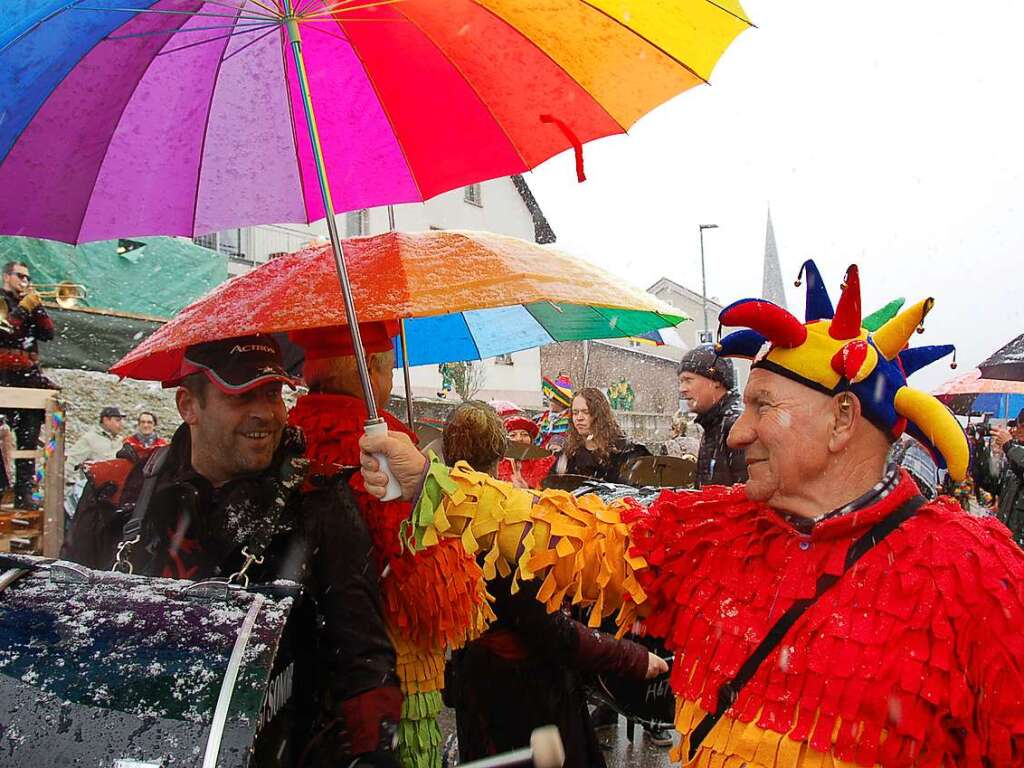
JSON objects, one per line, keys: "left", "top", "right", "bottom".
{"left": 12, "top": 273, "right": 29, "bottom": 281}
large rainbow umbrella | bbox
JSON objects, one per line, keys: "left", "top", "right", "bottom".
{"left": 0, "top": 0, "right": 750, "bottom": 419}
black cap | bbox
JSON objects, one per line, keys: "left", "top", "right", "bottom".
{"left": 171, "top": 335, "right": 298, "bottom": 395}
{"left": 100, "top": 406, "right": 126, "bottom": 419}
{"left": 677, "top": 344, "right": 736, "bottom": 390}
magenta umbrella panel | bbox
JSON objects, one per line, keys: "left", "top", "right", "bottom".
{"left": 0, "top": 0, "right": 750, "bottom": 244}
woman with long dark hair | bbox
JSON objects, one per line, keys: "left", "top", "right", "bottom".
{"left": 555, "top": 387, "right": 649, "bottom": 483}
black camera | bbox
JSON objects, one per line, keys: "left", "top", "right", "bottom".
{"left": 967, "top": 414, "right": 992, "bottom": 440}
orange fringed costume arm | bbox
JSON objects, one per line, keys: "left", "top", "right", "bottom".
{"left": 405, "top": 457, "right": 649, "bottom": 632}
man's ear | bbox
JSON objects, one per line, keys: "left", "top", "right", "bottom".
{"left": 176, "top": 387, "right": 200, "bottom": 426}
{"left": 829, "top": 393, "right": 861, "bottom": 453}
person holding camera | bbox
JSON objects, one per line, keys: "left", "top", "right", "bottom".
{"left": 976, "top": 409, "right": 1024, "bottom": 546}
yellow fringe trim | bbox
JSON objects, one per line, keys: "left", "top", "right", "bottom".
{"left": 389, "top": 625, "right": 445, "bottom": 695}
{"left": 416, "top": 462, "right": 647, "bottom": 631}
{"left": 671, "top": 698, "right": 879, "bottom": 768}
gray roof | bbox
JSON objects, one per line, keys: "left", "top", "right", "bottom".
{"left": 510, "top": 175, "right": 556, "bottom": 244}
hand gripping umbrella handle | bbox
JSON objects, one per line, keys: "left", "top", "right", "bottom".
{"left": 363, "top": 420, "right": 402, "bottom": 502}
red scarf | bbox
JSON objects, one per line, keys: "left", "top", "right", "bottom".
{"left": 496, "top": 455, "right": 556, "bottom": 490}
{"left": 289, "top": 393, "right": 413, "bottom": 571}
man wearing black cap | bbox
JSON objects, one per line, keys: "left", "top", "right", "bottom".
{"left": 676, "top": 344, "right": 747, "bottom": 486}
{"left": 65, "top": 405, "right": 126, "bottom": 472}
{"left": 63, "top": 335, "right": 401, "bottom": 767}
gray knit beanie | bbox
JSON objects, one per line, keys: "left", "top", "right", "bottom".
{"left": 676, "top": 344, "right": 736, "bottom": 390}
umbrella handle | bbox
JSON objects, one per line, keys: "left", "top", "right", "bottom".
{"left": 364, "top": 421, "right": 402, "bottom": 502}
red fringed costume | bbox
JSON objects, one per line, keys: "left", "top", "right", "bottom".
{"left": 496, "top": 455, "right": 556, "bottom": 490}
{"left": 620, "top": 472, "right": 1024, "bottom": 767}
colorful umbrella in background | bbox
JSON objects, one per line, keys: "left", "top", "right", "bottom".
{"left": 486, "top": 401, "right": 524, "bottom": 417}
{"left": 629, "top": 326, "right": 689, "bottom": 348}
{"left": 1, "top": 0, "right": 748, "bottom": 421}
{"left": 934, "top": 368, "right": 1024, "bottom": 418}
{"left": 111, "top": 230, "right": 687, "bottom": 422}
{"left": 978, "top": 333, "right": 1024, "bottom": 382}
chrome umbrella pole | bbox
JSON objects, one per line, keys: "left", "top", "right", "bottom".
{"left": 387, "top": 205, "right": 416, "bottom": 430}
{"left": 399, "top": 318, "right": 416, "bottom": 429}
{"left": 282, "top": 5, "right": 379, "bottom": 422}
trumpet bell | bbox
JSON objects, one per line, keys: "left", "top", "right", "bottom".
{"left": 35, "top": 282, "right": 87, "bottom": 308}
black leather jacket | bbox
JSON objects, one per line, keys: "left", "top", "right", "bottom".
{"left": 62, "top": 423, "right": 401, "bottom": 765}
{"left": 694, "top": 389, "right": 747, "bottom": 487}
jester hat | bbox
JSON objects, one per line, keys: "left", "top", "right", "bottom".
{"left": 541, "top": 373, "right": 573, "bottom": 409}
{"left": 716, "top": 260, "right": 968, "bottom": 481}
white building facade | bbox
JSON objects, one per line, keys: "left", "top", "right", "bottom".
{"left": 648, "top": 277, "right": 749, "bottom": 392}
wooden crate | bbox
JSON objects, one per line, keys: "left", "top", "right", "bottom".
{"left": 0, "top": 386, "right": 64, "bottom": 557}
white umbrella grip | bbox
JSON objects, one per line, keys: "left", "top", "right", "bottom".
{"left": 364, "top": 420, "right": 402, "bottom": 502}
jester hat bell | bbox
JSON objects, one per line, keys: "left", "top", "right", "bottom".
{"left": 715, "top": 260, "right": 969, "bottom": 481}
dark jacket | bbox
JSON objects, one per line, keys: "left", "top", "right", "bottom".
{"left": 0, "top": 289, "right": 55, "bottom": 388}
{"left": 62, "top": 423, "right": 401, "bottom": 766}
{"left": 447, "top": 577, "right": 649, "bottom": 768}
{"left": 559, "top": 438, "right": 650, "bottom": 484}
{"left": 978, "top": 439, "right": 1024, "bottom": 546}
{"left": 694, "top": 389, "right": 747, "bottom": 486}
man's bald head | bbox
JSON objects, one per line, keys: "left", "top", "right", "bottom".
{"left": 303, "top": 349, "right": 395, "bottom": 411}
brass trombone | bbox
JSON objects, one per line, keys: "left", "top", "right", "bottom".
{"left": 32, "top": 282, "right": 88, "bottom": 308}
{"left": 0, "top": 282, "right": 88, "bottom": 333}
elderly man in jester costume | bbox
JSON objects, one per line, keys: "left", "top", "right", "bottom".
{"left": 360, "top": 260, "right": 1024, "bottom": 768}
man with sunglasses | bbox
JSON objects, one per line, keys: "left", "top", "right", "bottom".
{"left": 0, "top": 260, "right": 55, "bottom": 509}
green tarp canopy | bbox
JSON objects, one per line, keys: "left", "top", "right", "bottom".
{"left": 0, "top": 236, "right": 226, "bottom": 319}
{"left": 0, "top": 236, "right": 228, "bottom": 372}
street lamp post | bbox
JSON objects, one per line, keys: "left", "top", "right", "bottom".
{"left": 699, "top": 224, "right": 719, "bottom": 342}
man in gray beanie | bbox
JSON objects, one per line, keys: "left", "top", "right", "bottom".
{"left": 677, "top": 344, "right": 747, "bottom": 486}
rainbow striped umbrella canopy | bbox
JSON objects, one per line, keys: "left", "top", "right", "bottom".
{"left": 111, "top": 230, "right": 688, "bottom": 378}
{"left": 0, "top": 0, "right": 751, "bottom": 244}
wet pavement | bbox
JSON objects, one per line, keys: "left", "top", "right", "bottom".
{"left": 438, "top": 708, "right": 676, "bottom": 767}
{"left": 594, "top": 717, "right": 677, "bottom": 768}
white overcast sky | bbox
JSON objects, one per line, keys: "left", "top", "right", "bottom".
{"left": 527, "top": 0, "right": 1024, "bottom": 392}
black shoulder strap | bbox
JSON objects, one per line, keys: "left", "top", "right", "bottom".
{"left": 120, "top": 445, "right": 172, "bottom": 542}
{"left": 687, "top": 493, "right": 927, "bottom": 759}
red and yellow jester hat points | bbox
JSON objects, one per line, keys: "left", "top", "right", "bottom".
{"left": 716, "top": 261, "right": 968, "bottom": 481}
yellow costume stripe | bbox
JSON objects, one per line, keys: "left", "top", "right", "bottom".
{"left": 672, "top": 699, "right": 878, "bottom": 768}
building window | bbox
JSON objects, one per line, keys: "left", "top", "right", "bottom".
{"left": 193, "top": 233, "right": 218, "bottom": 251}
{"left": 494, "top": 352, "right": 514, "bottom": 366}
{"left": 345, "top": 209, "right": 370, "bottom": 237}
{"left": 193, "top": 229, "right": 243, "bottom": 258}
{"left": 464, "top": 184, "right": 482, "bottom": 207}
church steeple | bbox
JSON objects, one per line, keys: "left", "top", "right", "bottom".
{"left": 761, "top": 207, "right": 787, "bottom": 309}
